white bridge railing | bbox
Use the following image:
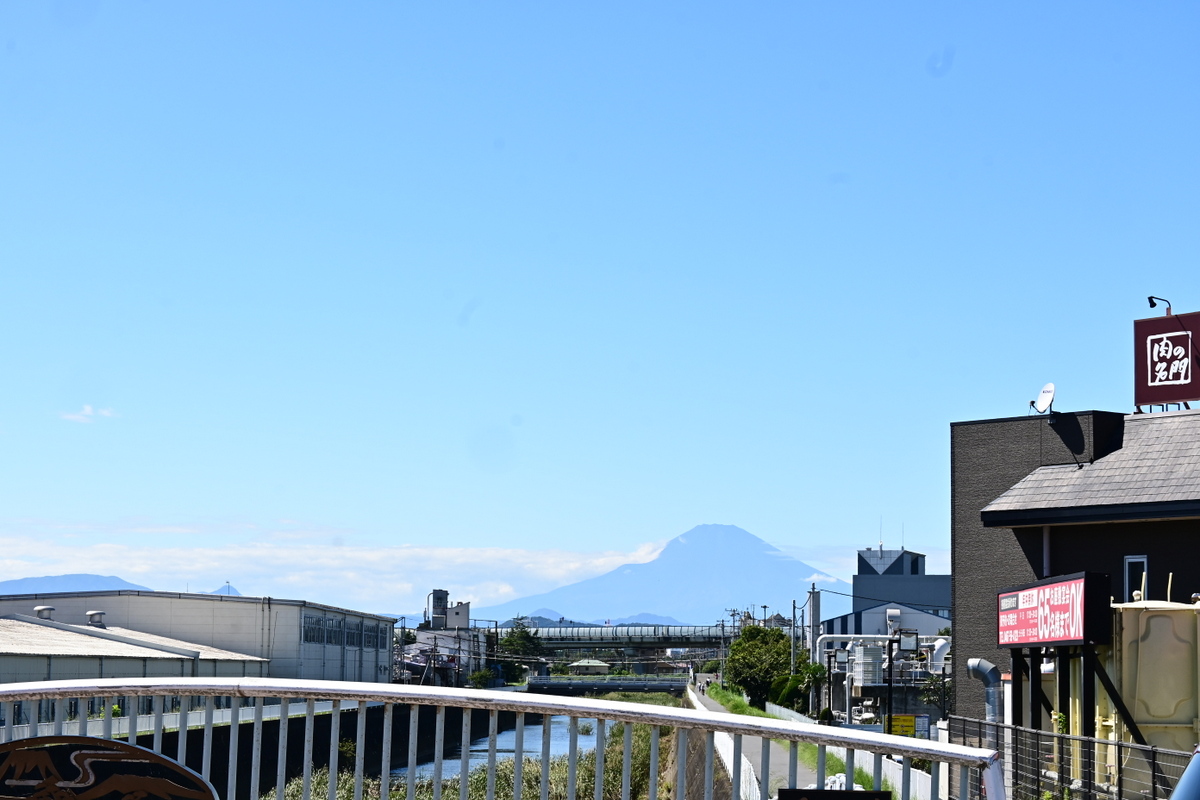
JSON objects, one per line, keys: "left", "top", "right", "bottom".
{"left": 0, "top": 678, "right": 1002, "bottom": 800}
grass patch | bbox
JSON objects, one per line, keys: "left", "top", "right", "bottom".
{"left": 705, "top": 685, "right": 772, "bottom": 719}
{"left": 702, "top": 684, "right": 890, "bottom": 794}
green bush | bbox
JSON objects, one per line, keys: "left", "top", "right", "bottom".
{"left": 700, "top": 659, "right": 721, "bottom": 674}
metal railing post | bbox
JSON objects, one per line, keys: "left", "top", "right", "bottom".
{"left": 328, "top": 699, "right": 343, "bottom": 800}
{"left": 276, "top": 697, "right": 290, "bottom": 800}
{"left": 380, "top": 703, "right": 393, "bottom": 800}
{"left": 353, "top": 701, "right": 367, "bottom": 800}
{"left": 227, "top": 698, "right": 240, "bottom": 800}
{"left": 202, "top": 695, "right": 215, "bottom": 779}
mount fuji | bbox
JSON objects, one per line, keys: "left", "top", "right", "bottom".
{"left": 474, "top": 524, "right": 850, "bottom": 625}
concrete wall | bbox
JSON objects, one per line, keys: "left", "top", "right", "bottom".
{"left": 949, "top": 410, "right": 1123, "bottom": 720}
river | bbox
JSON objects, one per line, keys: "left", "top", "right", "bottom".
{"left": 394, "top": 715, "right": 601, "bottom": 781}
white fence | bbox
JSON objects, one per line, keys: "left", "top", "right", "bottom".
{"left": 0, "top": 677, "right": 1001, "bottom": 800}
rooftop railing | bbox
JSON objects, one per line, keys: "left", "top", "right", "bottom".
{"left": 0, "top": 677, "right": 1001, "bottom": 800}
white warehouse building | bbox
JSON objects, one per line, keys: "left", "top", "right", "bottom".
{"left": 0, "top": 591, "right": 396, "bottom": 683}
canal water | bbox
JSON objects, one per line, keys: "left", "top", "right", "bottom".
{"left": 394, "top": 715, "right": 600, "bottom": 781}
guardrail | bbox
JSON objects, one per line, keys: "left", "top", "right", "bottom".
{"left": 0, "top": 678, "right": 1001, "bottom": 800}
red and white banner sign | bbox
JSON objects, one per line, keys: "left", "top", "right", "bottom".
{"left": 998, "top": 577, "right": 1085, "bottom": 646}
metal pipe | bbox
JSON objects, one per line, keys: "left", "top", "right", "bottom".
{"left": 967, "top": 658, "right": 1002, "bottom": 725}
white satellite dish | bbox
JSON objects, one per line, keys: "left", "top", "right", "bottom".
{"left": 1033, "top": 383, "right": 1056, "bottom": 414}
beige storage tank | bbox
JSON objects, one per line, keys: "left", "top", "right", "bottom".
{"left": 1114, "top": 599, "right": 1199, "bottom": 752}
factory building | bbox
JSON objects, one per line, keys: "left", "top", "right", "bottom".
{"left": 0, "top": 608, "right": 266, "bottom": 683}
{"left": 0, "top": 591, "right": 395, "bottom": 683}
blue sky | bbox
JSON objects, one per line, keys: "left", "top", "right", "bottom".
{"left": 1, "top": 2, "right": 1197, "bottom": 615}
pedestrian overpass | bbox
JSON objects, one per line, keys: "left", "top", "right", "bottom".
{"left": 527, "top": 624, "right": 730, "bottom": 649}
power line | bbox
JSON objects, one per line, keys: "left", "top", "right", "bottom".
{"left": 816, "top": 587, "right": 951, "bottom": 611}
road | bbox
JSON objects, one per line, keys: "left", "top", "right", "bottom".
{"left": 689, "top": 678, "right": 819, "bottom": 797}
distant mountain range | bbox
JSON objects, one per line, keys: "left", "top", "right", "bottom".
{"left": 475, "top": 524, "right": 851, "bottom": 625}
{"left": 0, "top": 574, "right": 244, "bottom": 597}
{"left": 496, "top": 611, "right": 687, "bottom": 628}
{"left": 0, "top": 574, "right": 152, "bottom": 595}
{"left": 0, "top": 525, "right": 853, "bottom": 628}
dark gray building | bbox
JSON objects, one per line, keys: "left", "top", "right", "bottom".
{"left": 853, "top": 547, "right": 950, "bottom": 618}
{"left": 950, "top": 408, "right": 1200, "bottom": 720}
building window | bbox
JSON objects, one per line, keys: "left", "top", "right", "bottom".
{"left": 346, "top": 620, "right": 362, "bottom": 648}
{"left": 363, "top": 624, "right": 377, "bottom": 650}
{"left": 326, "top": 617, "right": 344, "bottom": 646}
{"left": 1125, "top": 556, "right": 1148, "bottom": 602}
{"left": 303, "top": 615, "right": 326, "bottom": 644}
{"left": 382, "top": 626, "right": 393, "bottom": 650}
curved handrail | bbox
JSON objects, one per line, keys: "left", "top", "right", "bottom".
{"left": 0, "top": 676, "right": 997, "bottom": 768}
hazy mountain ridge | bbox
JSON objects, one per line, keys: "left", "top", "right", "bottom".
{"left": 0, "top": 574, "right": 153, "bottom": 595}
{"left": 475, "top": 524, "right": 851, "bottom": 624}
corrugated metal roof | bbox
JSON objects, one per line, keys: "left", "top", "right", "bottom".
{"left": 0, "top": 617, "right": 264, "bottom": 661}
{"left": 0, "top": 590, "right": 396, "bottom": 623}
{"left": 102, "top": 627, "right": 265, "bottom": 661}
{"left": 983, "top": 409, "right": 1200, "bottom": 522}
{"left": 0, "top": 618, "right": 181, "bottom": 659}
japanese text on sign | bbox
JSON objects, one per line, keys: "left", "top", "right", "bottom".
{"left": 998, "top": 577, "right": 1085, "bottom": 646}
{"left": 1149, "top": 332, "right": 1192, "bottom": 387}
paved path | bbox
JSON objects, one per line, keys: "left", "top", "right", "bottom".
{"left": 689, "top": 680, "right": 819, "bottom": 798}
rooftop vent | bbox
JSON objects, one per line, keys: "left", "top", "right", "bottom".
{"left": 34, "top": 606, "right": 55, "bottom": 620}
{"left": 85, "top": 610, "right": 107, "bottom": 628}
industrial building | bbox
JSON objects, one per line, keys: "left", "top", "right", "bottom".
{"left": 820, "top": 601, "right": 948, "bottom": 639}
{"left": 0, "top": 591, "right": 395, "bottom": 683}
{"left": 0, "top": 608, "right": 266, "bottom": 683}
{"left": 853, "top": 547, "right": 950, "bottom": 618}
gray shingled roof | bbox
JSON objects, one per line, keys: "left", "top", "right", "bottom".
{"left": 982, "top": 409, "right": 1200, "bottom": 525}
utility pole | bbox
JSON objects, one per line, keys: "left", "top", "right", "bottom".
{"left": 808, "top": 584, "right": 821, "bottom": 712}
{"left": 790, "top": 599, "right": 797, "bottom": 674}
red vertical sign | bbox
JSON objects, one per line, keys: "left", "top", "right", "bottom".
{"left": 1134, "top": 311, "right": 1200, "bottom": 406}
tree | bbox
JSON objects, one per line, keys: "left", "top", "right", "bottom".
{"left": 768, "top": 660, "right": 826, "bottom": 713}
{"left": 468, "top": 669, "right": 494, "bottom": 689}
{"left": 497, "top": 617, "right": 543, "bottom": 682}
{"left": 920, "top": 672, "right": 952, "bottom": 717}
{"left": 725, "top": 626, "right": 792, "bottom": 707}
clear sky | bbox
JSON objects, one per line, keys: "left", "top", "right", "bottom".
{"left": 1, "top": 2, "right": 1197, "bottom": 615}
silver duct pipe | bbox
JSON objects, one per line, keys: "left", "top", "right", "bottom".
{"left": 967, "top": 657, "right": 1002, "bottom": 749}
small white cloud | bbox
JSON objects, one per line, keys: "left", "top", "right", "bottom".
{"left": 803, "top": 573, "right": 840, "bottom": 584}
{"left": 61, "top": 405, "right": 116, "bottom": 423}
